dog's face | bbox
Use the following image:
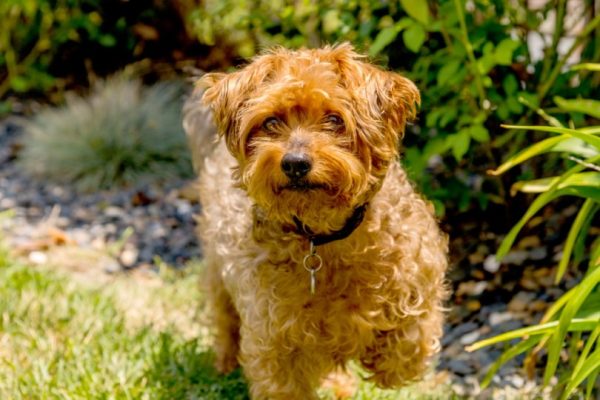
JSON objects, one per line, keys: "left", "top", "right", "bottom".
{"left": 201, "top": 44, "right": 419, "bottom": 232}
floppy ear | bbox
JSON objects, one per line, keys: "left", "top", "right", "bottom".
{"left": 364, "top": 66, "right": 420, "bottom": 138}
{"left": 328, "top": 43, "right": 420, "bottom": 163}
{"left": 199, "top": 71, "right": 250, "bottom": 157}
{"left": 200, "top": 55, "right": 280, "bottom": 158}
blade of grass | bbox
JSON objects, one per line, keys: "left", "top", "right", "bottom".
{"left": 466, "top": 318, "right": 600, "bottom": 352}
{"left": 501, "top": 125, "right": 600, "bottom": 150}
{"left": 562, "top": 341, "right": 600, "bottom": 399}
{"left": 480, "top": 337, "right": 539, "bottom": 388}
{"left": 489, "top": 135, "right": 567, "bottom": 176}
{"left": 561, "top": 322, "right": 600, "bottom": 400}
{"left": 545, "top": 267, "right": 600, "bottom": 385}
{"left": 556, "top": 200, "right": 599, "bottom": 282}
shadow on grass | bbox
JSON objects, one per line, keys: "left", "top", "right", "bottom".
{"left": 146, "top": 333, "right": 250, "bottom": 400}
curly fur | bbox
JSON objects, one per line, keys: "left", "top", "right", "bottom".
{"left": 184, "top": 43, "right": 449, "bottom": 400}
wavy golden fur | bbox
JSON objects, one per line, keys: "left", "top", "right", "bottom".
{"left": 183, "top": 43, "right": 449, "bottom": 399}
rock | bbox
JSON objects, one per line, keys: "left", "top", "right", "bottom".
{"left": 529, "top": 247, "right": 547, "bottom": 261}
{"left": 466, "top": 299, "right": 481, "bottom": 311}
{"left": 483, "top": 255, "right": 501, "bottom": 273}
{"left": 459, "top": 330, "right": 481, "bottom": 345}
{"left": 489, "top": 311, "right": 514, "bottom": 326}
{"left": 29, "top": 251, "right": 48, "bottom": 264}
{"left": 508, "top": 292, "right": 536, "bottom": 313}
{"left": 447, "top": 359, "right": 474, "bottom": 376}
{"left": 456, "top": 281, "right": 488, "bottom": 297}
{"left": 503, "top": 250, "right": 529, "bottom": 265}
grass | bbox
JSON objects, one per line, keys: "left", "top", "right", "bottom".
{"left": 0, "top": 244, "right": 456, "bottom": 399}
{"left": 19, "top": 76, "right": 193, "bottom": 192}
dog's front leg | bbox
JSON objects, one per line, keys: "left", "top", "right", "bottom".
{"left": 239, "top": 329, "right": 324, "bottom": 400}
{"left": 359, "top": 312, "right": 443, "bottom": 388}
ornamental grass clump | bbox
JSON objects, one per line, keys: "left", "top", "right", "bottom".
{"left": 20, "top": 77, "right": 192, "bottom": 191}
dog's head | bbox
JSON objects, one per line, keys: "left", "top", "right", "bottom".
{"left": 200, "top": 43, "right": 419, "bottom": 232}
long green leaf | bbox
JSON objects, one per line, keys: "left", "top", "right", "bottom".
{"left": 579, "top": 127, "right": 600, "bottom": 134}
{"left": 491, "top": 135, "right": 599, "bottom": 176}
{"left": 497, "top": 155, "right": 600, "bottom": 259}
{"left": 466, "top": 318, "right": 600, "bottom": 352}
{"left": 561, "top": 322, "right": 600, "bottom": 400}
{"left": 556, "top": 200, "right": 599, "bottom": 283}
{"left": 501, "top": 125, "right": 600, "bottom": 150}
{"left": 541, "top": 288, "right": 575, "bottom": 324}
{"left": 554, "top": 96, "right": 600, "bottom": 119}
{"left": 545, "top": 268, "right": 600, "bottom": 385}
{"left": 585, "top": 366, "right": 600, "bottom": 399}
{"left": 562, "top": 342, "right": 600, "bottom": 399}
{"left": 572, "top": 63, "right": 600, "bottom": 71}
{"left": 511, "top": 172, "right": 600, "bottom": 195}
{"left": 489, "top": 135, "right": 566, "bottom": 176}
{"left": 480, "top": 337, "right": 539, "bottom": 388}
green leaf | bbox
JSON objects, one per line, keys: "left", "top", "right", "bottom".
{"left": 502, "top": 125, "right": 600, "bottom": 150}
{"left": 554, "top": 96, "right": 600, "bottom": 119}
{"left": 510, "top": 172, "right": 600, "bottom": 195}
{"left": 545, "top": 267, "right": 600, "bottom": 385}
{"left": 369, "top": 26, "right": 399, "bottom": 57}
{"left": 399, "top": 0, "right": 430, "bottom": 25}
{"left": 437, "top": 60, "right": 461, "bottom": 86}
{"left": 494, "top": 38, "right": 520, "bottom": 65}
{"left": 572, "top": 63, "right": 600, "bottom": 71}
{"left": 402, "top": 23, "right": 426, "bottom": 53}
{"left": 556, "top": 200, "right": 598, "bottom": 283}
{"left": 490, "top": 135, "right": 566, "bottom": 176}
{"left": 467, "top": 318, "right": 600, "bottom": 352}
{"left": 502, "top": 75, "right": 519, "bottom": 95}
{"left": 450, "top": 130, "right": 470, "bottom": 161}
{"left": 497, "top": 155, "right": 600, "bottom": 259}
{"left": 10, "top": 75, "right": 30, "bottom": 92}
{"left": 480, "top": 337, "right": 539, "bottom": 388}
{"left": 552, "top": 137, "right": 599, "bottom": 158}
{"left": 99, "top": 34, "right": 116, "bottom": 47}
{"left": 469, "top": 125, "right": 490, "bottom": 143}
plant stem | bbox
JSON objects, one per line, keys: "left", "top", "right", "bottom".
{"left": 539, "top": 0, "right": 567, "bottom": 84}
{"left": 452, "top": 0, "right": 487, "bottom": 110}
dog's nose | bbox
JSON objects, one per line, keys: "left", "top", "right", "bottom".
{"left": 281, "top": 152, "right": 312, "bottom": 179}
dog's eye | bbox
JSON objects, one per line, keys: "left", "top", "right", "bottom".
{"left": 324, "top": 114, "right": 344, "bottom": 129}
{"left": 262, "top": 116, "right": 281, "bottom": 131}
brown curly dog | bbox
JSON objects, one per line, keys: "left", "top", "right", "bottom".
{"left": 183, "top": 43, "right": 449, "bottom": 400}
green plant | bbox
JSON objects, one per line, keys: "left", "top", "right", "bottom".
{"left": 19, "top": 76, "right": 193, "bottom": 191}
{"left": 188, "top": 0, "right": 600, "bottom": 215}
{"left": 467, "top": 63, "right": 600, "bottom": 399}
{"left": 0, "top": 0, "right": 115, "bottom": 100}
{"left": 0, "top": 0, "right": 194, "bottom": 115}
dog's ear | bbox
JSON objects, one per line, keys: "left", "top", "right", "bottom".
{"left": 328, "top": 44, "right": 420, "bottom": 137}
{"left": 327, "top": 44, "right": 420, "bottom": 164}
{"left": 362, "top": 66, "right": 420, "bottom": 137}
{"left": 200, "top": 56, "right": 279, "bottom": 158}
{"left": 199, "top": 71, "right": 249, "bottom": 156}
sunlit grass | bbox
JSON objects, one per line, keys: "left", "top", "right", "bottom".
{"left": 0, "top": 245, "right": 456, "bottom": 399}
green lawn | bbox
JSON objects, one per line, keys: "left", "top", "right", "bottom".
{"left": 0, "top": 244, "right": 455, "bottom": 399}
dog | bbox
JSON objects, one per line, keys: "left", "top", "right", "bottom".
{"left": 183, "top": 43, "right": 448, "bottom": 399}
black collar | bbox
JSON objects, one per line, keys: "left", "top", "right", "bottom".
{"left": 293, "top": 203, "right": 368, "bottom": 246}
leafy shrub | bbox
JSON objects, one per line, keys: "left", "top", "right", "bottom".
{"left": 188, "top": 0, "right": 600, "bottom": 215}
{"left": 0, "top": 0, "right": 196, "bottom": 113}
{"left": 468, "top": 63, "right": 600, "bottom": 398}
{"left": 19, "top": 76, "right": 192, "bottom": 191}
